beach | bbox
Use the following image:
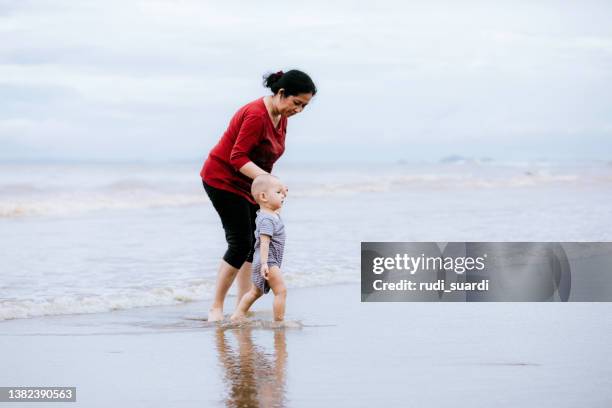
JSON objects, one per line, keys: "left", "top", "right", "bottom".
{"left": 3, "top": 0, "right": 612, "bottom": 405}
{"left": 1, "top": 160, "right": 612, "bottom": 406}
{"left": 2, "top": 283, "right": 612, "bottom": 407}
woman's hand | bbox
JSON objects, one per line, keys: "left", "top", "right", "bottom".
{"left": 239, "top": 161, "right": 268, "bottom": 180}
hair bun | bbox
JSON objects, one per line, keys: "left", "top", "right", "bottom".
{"left": 264, "top": 70, "right": 284, "bottom": 88}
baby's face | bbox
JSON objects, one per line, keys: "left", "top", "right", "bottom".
{"left": 265, "top": 181, "right": 286, "bottom": 210}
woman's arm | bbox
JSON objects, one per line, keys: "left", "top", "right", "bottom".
{"left": 229, "top": 114, "right": 267, "bottom": 179}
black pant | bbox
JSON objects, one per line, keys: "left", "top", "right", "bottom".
{"left": 203, "top": 181, "right": 258, "bottom": 269}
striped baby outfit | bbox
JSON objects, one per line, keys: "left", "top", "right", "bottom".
{"left": 252, "top": 211, "right": 286, "bottom": 294}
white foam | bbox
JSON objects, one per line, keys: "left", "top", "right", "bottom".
{"left": 0, "top": 281, "right": 215, "bottom": 320}
{"left": 290, "top": 173, "right": 585, "bottom": 197}
{"left": 0, "top": 270, "right": 358, "bottom": 321}
{"left": 218, "top": 319, "right": 303, "bottom": 330}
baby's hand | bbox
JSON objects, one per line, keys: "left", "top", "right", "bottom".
{"left": 261, "top": 264, "right": 270, "bottom": 280}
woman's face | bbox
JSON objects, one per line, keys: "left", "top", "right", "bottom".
{"left": 277, "top": 91, "right": 313, "bottom": 117}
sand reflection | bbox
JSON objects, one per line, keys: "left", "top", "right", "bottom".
{"left": 215, "top": 326, "right": 288, "bottom": 408}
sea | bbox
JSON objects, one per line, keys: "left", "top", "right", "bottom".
{"left": 1, "top": 159, "right": 611, "bottom": 320}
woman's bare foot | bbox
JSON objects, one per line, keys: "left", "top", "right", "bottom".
{"left": 208, "top": 308, "right": 224, "bottom": 322}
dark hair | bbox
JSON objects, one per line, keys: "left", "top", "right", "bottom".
{"left": 263, "top": 69, "right": 317, "bottom": 97}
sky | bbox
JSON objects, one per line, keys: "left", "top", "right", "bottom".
{"left": 1, "top": 0, "right": 611, "bottom": 163}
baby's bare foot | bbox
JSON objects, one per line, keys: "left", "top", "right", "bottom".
{"left": 207, "top": 308, "right": 224, "bottom": 322}
{"left": 230, "top": 313, "right": 248, "bottom": 323}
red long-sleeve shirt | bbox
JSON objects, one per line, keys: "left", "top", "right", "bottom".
{"left": 201, "top": 97, "right": 287, "bottom": 204}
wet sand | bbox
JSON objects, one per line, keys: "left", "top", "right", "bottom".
{"left": 1, "top": 283, "right": 611, "bottom": 407}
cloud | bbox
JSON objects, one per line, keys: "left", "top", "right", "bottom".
{"left": 1, "top": 0, "right": 611, "bottom": 161}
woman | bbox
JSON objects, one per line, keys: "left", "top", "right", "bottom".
{"left": 201, "top": 69, "right": 317, "bottom": 321}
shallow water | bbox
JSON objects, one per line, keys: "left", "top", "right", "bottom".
{"left": 1, "top": 160, "right": 611, "bottom": 319}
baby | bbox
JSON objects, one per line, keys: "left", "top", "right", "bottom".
{"left": 231, "top": 174, "right": 287, "bottom": 322}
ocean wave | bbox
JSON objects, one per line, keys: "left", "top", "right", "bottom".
{"left": 0, "top": 170, "right": 607, "bottom": 218}
{"left": 0, "top": 191, "right": 204, "bottom": 218}
{"left": 0, "top": 271, "right": 358, "bottom": 321}
{"left": 289, "top": 173, "right": 585, "bottom": 197}
{"left": 0, "top": 183, "right": 45, "bottom": 194}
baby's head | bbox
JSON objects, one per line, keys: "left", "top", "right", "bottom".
{"left": 251, "top": 174, "right": 286, "bottom": 210}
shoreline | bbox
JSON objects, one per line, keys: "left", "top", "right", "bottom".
{"left": 2, "top": 283, "right": 612, "bottom": 407}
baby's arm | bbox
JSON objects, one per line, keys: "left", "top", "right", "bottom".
{"left": 259, "top": 234, "right": 271, "bottom": 279}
